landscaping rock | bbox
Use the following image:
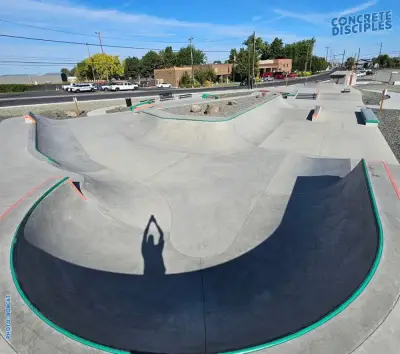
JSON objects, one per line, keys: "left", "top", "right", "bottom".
{"left": 227, "top": 100, "right": 238, "bottom": 105}
{"left": 204, "top": 104, "right": 220, "bottom": 115}
{"left": 65, "top": 110, "right": 79, "bottom": 118}
{"left": 190, "top": 104, "right": 202, "bottom": 113}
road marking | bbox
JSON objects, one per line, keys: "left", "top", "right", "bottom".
{"left": 382, "top": 161, "right": 400, "bottom": 200}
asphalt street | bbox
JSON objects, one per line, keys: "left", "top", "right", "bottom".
{"left": 0, "top": 72, "right": 332, "bottom": 107}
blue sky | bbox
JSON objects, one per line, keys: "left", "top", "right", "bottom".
{"left": 0, "top": 0, "right": 398, "bottom": 74}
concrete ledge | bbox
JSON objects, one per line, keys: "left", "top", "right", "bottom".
{"left": 361, "top": 108, "right": 379, "bottom": 126}
{"left": 312, "top": 105, "right": 322, "bottom": 120}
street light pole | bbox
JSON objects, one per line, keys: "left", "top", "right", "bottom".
{"left": 189, "top": 36, "right": 194, "bottom": 88}
{"left": 95, "top": 32, "right": 104, "bottom": 54}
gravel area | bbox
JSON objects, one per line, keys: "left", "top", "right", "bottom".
{"left": 359, "top": 89, "right": 390, "bottom": 105}
{"left": 162, "top": 95, "right": 271, "bottom": 118}
{"left": 373, "top": 108, "right": 400, "bottom": 162}
{"left": 0, "top": 98, "right": 127, "bottom": 120}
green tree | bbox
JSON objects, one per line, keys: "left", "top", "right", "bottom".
{"left": 228, "top": 48, "right": 237, "bottom": 63}
{"left": 92, "top": 53, "right": 123, "bottom": 80}
{"left": 159, "top": 46, "right": 176, "bottom": 68}
{"left": 140, "top": 50, "right": 161, "bottom": 77}
{"left": 269, "top": 37, "right": 284, "bottom": 58}
{"left": 176, "top": 46, "right": 206, "bottom": 66}
{"left": 345, "top": 57, "right": 356, "bottom": 70}
{"left": 194, "top": 65, "right": 216, "bottom": 85}
{"left": 60, "top": 68, "right": 71, "bottom": 76}
{"left": 179, "top": 71, "right": 192, "bottom": 87}
{"left": 124, "top": 56, "right": 142, "bottom": 79}
{"left": 213, "top": 60, "right": 222, "bottom": 64}
{"left": 70, "top": 67, "right": 77, "bottom": 76}
{"left": 373, "top": 54, "right": 393, "bottom": 68}
{"left": 75, "top": 60, "right": 91, "bottom": 81}
{"left": 234, "top": 48, "right": 249, "bottom": 80}
{"left": 310, "top": 56, "right": 329, "bottom": 73}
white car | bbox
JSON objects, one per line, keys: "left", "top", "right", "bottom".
{"left": 109, "top": 82, "right": 136, "bottom": 91}
{"left": 157, "top": 83, "right": 172, "bottom": 88}
{"left": 62, "top": 83, "right": 77, "bottom": 91}
{"left": 69, "top": 83, "right": 97, "bottom": 93}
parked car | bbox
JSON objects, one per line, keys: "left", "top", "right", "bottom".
{"left": 100, "top": 82, "right": 113, "bottom": 91}
{"left": 263, "top": 76, "right": 274, "bottom": 82}
{"left": 157, "top": 83, "right": 172, "bottom": 88}
{"left": 287, "top": 73, "right": 297, "bottom": 78}
{"left": 69, "top": 83, "right": 97, "bottom": 93}
{"left": 261, "top": 72, "right": 273, "bottom": 78}
{"left": 274, "top": 72, "right": 285, "bottom": 79}
{"left": 62, "top": 83, "right": 77, "bottom": 91}
{"left": 109, "top": 81, "right": 137, "bottom": 91}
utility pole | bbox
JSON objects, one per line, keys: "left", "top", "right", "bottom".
{"left": 252, "top": 31, "right": 256, "bottom": 89}
{"left": 309, "top": 43, "right": 314, "bottom": 73}
{"left": 86, "top": 43, "right": 96, "bottom": 82}
{"left": 356, "top": 48, "right": 361, "bottom": 70}
{"left": 378, "top": 42, "right": 383, "bottom": 57}
{"left": 325, "top": 47, "right": 329, "bottom": 62}
{"left": 189, "top": 36, "right": 194, "bottom": 88}
{"left": 341, "top": 49, "right": 346, "bottom": 67}
{"left": 95, "top": 32, "right": 104, "bottom": 54}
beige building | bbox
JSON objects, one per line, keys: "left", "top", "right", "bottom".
{"left": 154, "top": 64, "right": 233, "bottom": 87}
{"left": 258, "top": 59, "right": 293, "bottom": 75}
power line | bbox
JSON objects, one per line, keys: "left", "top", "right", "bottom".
{"left": 0, "top": 19, "right": 241, "bottom": 44}
{"left": 0, "top": 33, "right": 230, "bottom": 52}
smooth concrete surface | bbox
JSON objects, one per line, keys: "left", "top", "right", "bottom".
{"left": 1, "top": 82, "right": 400, "bottom": 354}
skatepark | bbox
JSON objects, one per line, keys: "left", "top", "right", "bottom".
{"left": 1, "top": 82, "right": 400, "bottom": 354}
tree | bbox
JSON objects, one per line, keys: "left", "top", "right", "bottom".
{"left": 176, "top": 46, "right": 206, "bottom": 66}
{"left": 228, "top": 48, "right": 237, "bottom": 63}
{"left": 159, "top": 46, "right": 176, "bottom": 68}
{"left": 234, "top": 48, "right": 249, "bottom": 80}
{"left": 70, "top": 67, "right": 77, "bottom": 76}
{"left": 213, "top": 60, "right": 222, "bottom": 64}
{"left": 194, "top": 65, "right": 216, "bottom": 85}
{"left": 124, "top": 56, "right": 142, "bottom": 79}
{"left": 140, "top": 51, "right": 161, "bottom": 77}
{"left": 75, "top": 60, "right": 91, "bottom": 81}
{"left": 310, "top": 56, "right": 329, "bottom": 73}
{"left": 61, "top": 68, "right": 71, "bottom": 76}
{"left": 91, "top": 53, "right": 124, "bottom": 80}
{"left": 179, "top": 71, "right": 192, "bottom": 87}
{"left": 373, "top": 54, "right": 394, "bottom": 68}
{"left": 74, "top": 54, "right": 123, "bottom": 80}
{"left": 269, "top": 37, "right": 284, "bottom": 58}
{"left": 345, "top": 57, "right": 356, "bottom": 70}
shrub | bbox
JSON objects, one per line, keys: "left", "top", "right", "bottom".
{"left": 296, "top": 71, "right": 304, "bottom": 77}
{"left": 0, "top": 84, "right": 29, "bottom": 93}
{"left": 204, "top": 80, "right": 212, "bottom": 87}
{"left": 194, "top": 65, "right": 216, "bottom": 85}
{"left": 193, "top": 80, "right": 201, "bottom": 88}
{"left": 179, "top": 71, "right": 192, "bottom": 87}
{"left": 305, "top": 71, "right": 312, "bottom": 76}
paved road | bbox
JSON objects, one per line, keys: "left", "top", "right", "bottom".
{"left": 0, "top": 73, "right": 332, "bottom": 107}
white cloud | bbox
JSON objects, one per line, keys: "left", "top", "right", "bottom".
{"left": 274, "top": 0, "right": 378, "bottom": 25}
{"left": 338, "top": 0, "right": 378, "bottom": 16}
{"left": 252, "top": 16, "right": 261, "bottom": 21}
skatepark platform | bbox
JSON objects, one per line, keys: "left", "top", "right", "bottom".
{"left": 1, "top": 83, "right": 400, "bottom": 354}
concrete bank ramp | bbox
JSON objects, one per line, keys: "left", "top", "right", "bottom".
{"left": 13, "top": 161, "right": 380, "bottom": 353}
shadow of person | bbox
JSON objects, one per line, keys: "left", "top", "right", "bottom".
{"left": 141, "top": 215, "right": 166, "bottom": 276}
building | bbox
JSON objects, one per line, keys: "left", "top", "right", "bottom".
{"left": 154, "top": 64, "right": 233, "bottom": 87}
{"left": 258, "top": 59, "right": 292, "bottom": 76}
{"left": 330, "top": 71, "right": 357, "bottom": 86}
{"left": 0, "top": 73, "right": 62, "bottom": 85}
